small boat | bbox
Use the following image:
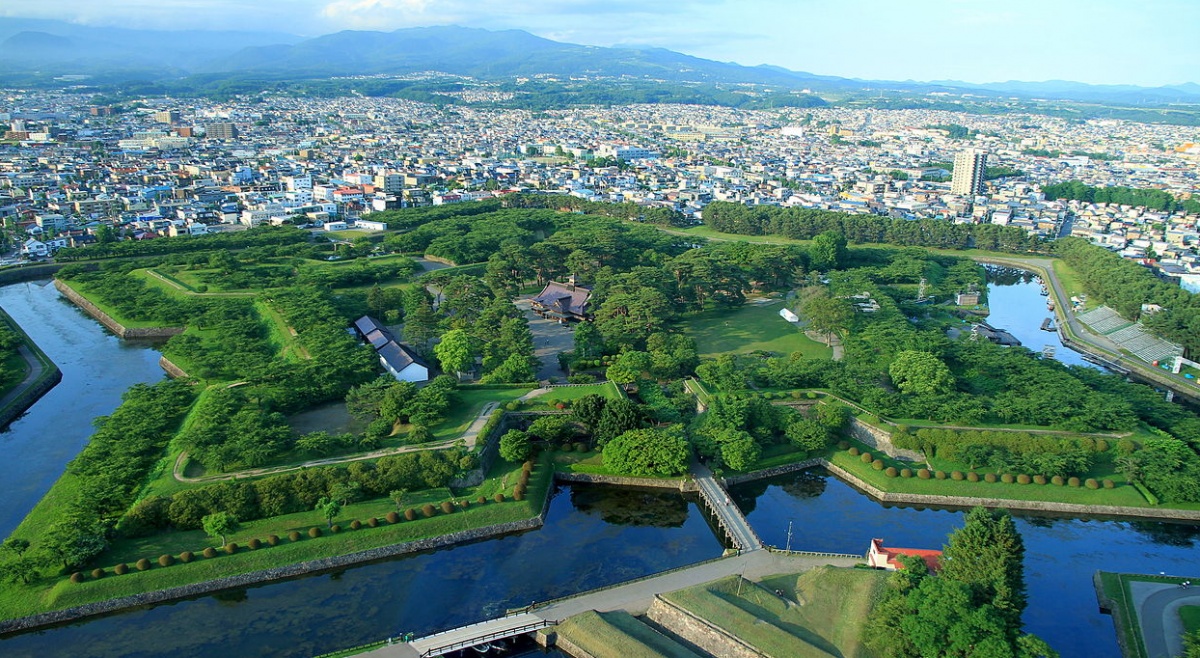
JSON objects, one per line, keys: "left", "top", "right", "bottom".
{"left": 1040, "top": 318, "right": 1055, "bottom": 332}
{"left": 472, "top": 643, "right": 494, "bottom": 654}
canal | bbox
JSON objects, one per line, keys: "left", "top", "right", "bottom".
{"left": 984, "top": 266, "right": 1091, "bottom": 368}
{"left": 1, "top": 276, "right": 1196, "bottom": 658}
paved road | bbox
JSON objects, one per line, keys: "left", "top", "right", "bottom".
{"left": 692, "top": 462, "right": 763, "bottom": 552}
{"left": 514, "top": 298, "right": 575, "bottom": 382}
{"left": 174, "top": 401, "right": 500, "bottom": 483}
{"left": 1132, "top": 581, "right": 1200, "bottom": 658}
{"left": 363, "top": 551, "right": 863, "bottom": 657}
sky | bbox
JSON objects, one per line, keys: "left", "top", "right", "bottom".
{"left": 2, "top": 0, "right": 1196, "bottom": 87}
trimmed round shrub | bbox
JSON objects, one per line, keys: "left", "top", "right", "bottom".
{"left": 367, "top": 517, "right": 379, "bottom": 528}
{"left": 1095, "top": 439, "right": 1109, "bottom": 452}
{"left": 1051, "top": 475, "right": 1065, "bottom": 486}
{"left": 267, "top": 534, "right": 280, "bottom": 546}
{"left": 885, "top": 466, "right": 898, "bottom": 477}
{"left": 1103, "top": 479, "right": 1116, "bottom": 489}
{"left": 247, "top": 538, "right": 262, "bottom": 550}
{"left": 350, "top": 520, "right": 361, "bottom": 530}
{"left": 476, "top": 496, "right": 487, "bottom": 505}
{"left": 514, "top": 489, "right": 525, "bottom": 501}
{"left": 136, "top": 558, "right": 151, "bottom": 571}
{"left": 559, "top": 443, "right": 573, "bottom": 453}
{"left": 70, "top": 572, "right": 85, "bottom": 583}
{"left": 158, "top": 554, "right": 174, "bottom": 567}
{"left": 860, "top": 452, "right": 873, "bottom": 463}
{"left": 288, "top": 530, "right": 302, "bottom": 542}
{"left": 900, "top": 468, "right": 913, "bottom": 478}
{"left": 871, "top": 459, "right": 884, "bottom": 471}
{"left": 984, "top": 473, "right": 997, "bottom": 483}
{"left": 330, "top": 524, "right": 342, "bottom": 534}
{"left": 459, "top": 500, "right": 470, "bottom": 510}
{"left": 847, "top": 447, "right": 860, "bottom": 456}
{"left": 422, "top": 503, "right": 436, "bottom": 518}
{"left": 388, "top": 511, "right": 402, "bottom": 523}
{"left": 967, "top": 472, "right": 980, "bottom": 482}
{"left": 308, "top": 527, "right": 322, "bottom": 538}
{"left": 1017, "top": 474, "right": 1032, "bottom": 485}
{"left": 114, "top": 563, "right": 129, "bottom": 575}
{"left": 1001, "top": 473, "right": 1015, "bottom": 484}
{"left": 202, "top": 547, "right": 218, "bottom": 559}
{"left": 224, "top": 543, "right": 238, "bottom": 554}
{"left": 935, "top": 470, "right": 947, "bottom": 480}
{"left": 91, "top": 568, "right": 105, "bottom": 579}
{"left": 917, "top": 468, "right": 931, "bottom": 480}
{"left": 574, "top": 442, "right": 587, "bottom": 453}
{"left": 440, "top": 501, "right": 455, "bottom": 514}
{"left": 1068, "top": 476, "right": 1081, "bottom": 487}
{"left": 505, "top": 401, "right": 519, "bottom": 411}
{"left": 1085, "top": 478, "right": 1099, "bottom": 490}
{"left": 807, "top": 391, "right": 818, "bottom": 399}
{"left": 494, "top": 493, "right": 506, "bottom": 503}
{"left": 951, "top": 470, "right": 964, "bottom": 481}
{"left": 837, "top": 440, "right": 850, "bottom": 450}
{"left": 1033, "top": 475, "right": 1047, "bottom": 485}
{"left": 179, "top": 551, "right": 194, "bottom": 563}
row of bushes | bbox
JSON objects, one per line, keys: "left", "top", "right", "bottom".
{"left": 845, "top": 446, "right": 1116, "bottom": 489}
{"left": 75, "top": 495, "right": 517, "bottom": 584}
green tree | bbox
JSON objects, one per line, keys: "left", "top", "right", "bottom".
{"left": 889, "top": 350, "right": 955, "bottom": 396}
{"left": 499, "top": 429, "right": 532, "bottom": 462}
{"left": 801, "top": 293, "right": 854, "bottom": 340}
{"left": 606, "top": 350, "right": 652, "bottom": 385}
{"left": 602, "top": 427, "right": 690, "bottom": 476}
{"left": 316, "top": 496, "right": 342, "bottom": 528}
{"left": 809, "top": 231, "right": 847, "bottom": 270}
{"left": 434, "top": 328, "right": 475, "bottom": 378}
{"left": 940, "top": 507, "right": 1028, "bottom": 628}
{"left": 1, "top": 538, "right": 30, "bottom": 557}
{"left": 202, "top": 512, "right": 239, "bottom": 546}
{"left": 718, "top": 429, "right": 761, "bottom": 471}
{"left": 390, "top": 488, "right": 408, "bottom": 510}
{"left": 0, "top": 557, "right": 39, "bottom": 585}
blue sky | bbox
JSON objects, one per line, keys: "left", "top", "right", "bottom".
{"left": 3, "top": 0, "right": 1195, "bottom": 86}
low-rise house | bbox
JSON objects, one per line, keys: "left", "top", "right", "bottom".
{"left": 531, "top": 276, "right": 593, "bottom": 323}
{"left": 353, "top": 316, "right": 429, "bottom": 383}
{"left": 867, "top": 538, "right": 942, "bottom": 571}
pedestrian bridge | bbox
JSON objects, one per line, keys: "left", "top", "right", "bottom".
{"left": 692, "top": 462, "right": 764, "bottom": 552}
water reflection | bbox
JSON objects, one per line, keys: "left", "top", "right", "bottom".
{"left": 569, "top": 485, "right": 692, "bottom": 527}
{"left": 731, "top": 469, "right": 1200, "bottom": 658}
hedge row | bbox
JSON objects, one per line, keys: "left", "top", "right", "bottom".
{"left": 845, "top": 447, "right": 1116, "bottom": 489}
{"left": 70, "top": 495, "right": 512, "bottom": 584}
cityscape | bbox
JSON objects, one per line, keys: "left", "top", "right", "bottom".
{"left": 2, "top": 3, "right": 1200, "bottom": 658}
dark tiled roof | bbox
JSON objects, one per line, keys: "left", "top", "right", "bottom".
{"left": 378, "top": 340, "right": 424, "bottom": 372}
{"left": 532, "top": 282, "right": 591, "bottom": 316}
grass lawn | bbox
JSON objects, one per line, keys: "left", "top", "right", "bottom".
{"left": 0, "top": 452, "right": 554, "bottom": 623}
{"left": 1182, "top": 605, "right": 1200, "bottom": 634}
{"left": 527, "top": 382, "right": 624, "bottom": 404}
{"left": 757, "top": 566, "right": 887, "bottom": 658}
{"left": 682, "top": 301, "right": 833, "bottom": 359}
{"left": 1051, "top": 260, "right": 1093, "bottom": 310}
{"left": 257, "top": 300, "right": 308, "bottom": 362}
{"left": 555, "top": 610, "right": 701, "bottom": 658}
{"left": 731, "top": 445, "right": 813, "bottom": 474}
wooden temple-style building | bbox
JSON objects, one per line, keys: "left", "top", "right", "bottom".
{"left": 531, "top": 276, "right": 593, "bottom": 323}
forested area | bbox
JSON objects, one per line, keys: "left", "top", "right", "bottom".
{"left": 1053, "top": 237, "right": 1200, "bottom": 355}
{"left": 53, "top": 225, "right": 311, "bottom": 261}
{"left": 1042, "top": 181, "right": 1200, "bottom": 214}
{"left": 701, "top": 201, "right": 1045, "bottom": 252}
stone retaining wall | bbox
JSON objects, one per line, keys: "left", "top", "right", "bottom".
{"left": 822, "top": 460, "right": 1200, "bottom": 521}
{"left": 545, "top": 632, "right": 598, "bottom": 658}
{"left": 848, "top": 418, "right": 924, "bottom": 462}
{"left": 0, "top": 366, "right": 61, "bottom": 430}
{"left": 158, "top": 356, "right": 190, "bottom": 379}
{"left": 0, "top": 514, "right": 546, "bottom": 636}
{"left": 53, "top": 279, "right": 185, "bottom": 339}
{"left": 722, "top": 459, "right": 822, "bottom": 486}
{"left": 554, "top": 471, "right": 698, "bottom": 493}
{"left": 644, "top": 596, "right": 760, "bottom": 658}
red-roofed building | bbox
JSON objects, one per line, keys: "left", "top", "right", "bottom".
{"left": 868, "top": 538, "right": 942, "bottom": 571}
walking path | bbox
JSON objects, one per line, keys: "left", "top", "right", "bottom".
{"left": 692, "top": 462, "right": 763, "bottom": 552}
{"left": 1130, "top": 580, "right": 1200, "bottom": 658}
{"left": 0, "top": 345, "right": 46, "bottom": 419}
{"left": 364, "top": 551, "right": 863, "bottom": 657}
{"left": 174, "top": 401, "right": 499, "bottom": 484}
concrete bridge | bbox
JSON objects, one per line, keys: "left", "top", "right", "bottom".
{"left": 691, "top": 462, "right": 764, "bottom": 552}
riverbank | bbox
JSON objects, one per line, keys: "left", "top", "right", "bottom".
{"left": 0, "top": 305, "right": 62, "bottom": 431}
{"left": 52, "top": 279, "right": 185, "bottom": 339}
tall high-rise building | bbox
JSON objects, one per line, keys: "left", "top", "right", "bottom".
{"left": 205, "top": 122, "right": 239, "bottom": 140}
{"left": 951, "top": 149, "right": 987, "bottom": 196}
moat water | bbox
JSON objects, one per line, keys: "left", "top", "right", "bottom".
{"left": 0, "top": 278, "right": 1195, "bottom": 658}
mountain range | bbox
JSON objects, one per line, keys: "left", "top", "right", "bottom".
{"left": 1, "top": 18, "right": 1198, "bottom": 106}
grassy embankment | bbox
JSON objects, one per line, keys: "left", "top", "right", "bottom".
{"left": 54, "top": 278, "right": 167, "bottom": 329}
{"left": 0, "top": 451, "right": 554, "bottom": 623}
{"left": 654, "top": 566, "right": 885, "bottom": 658}
{"left": 0, "top": 305, "right": 56, "bottom": 414}
{"left": 555, "top": 610, "right": 701, "bottom": 658}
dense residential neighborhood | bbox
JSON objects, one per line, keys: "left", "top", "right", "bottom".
{"left": 3, "top": 91, "right": 1199, "bottom": 289}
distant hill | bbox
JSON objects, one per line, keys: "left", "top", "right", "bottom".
{"left": 0, "top": 18, "right": 1198, "bottom": 107}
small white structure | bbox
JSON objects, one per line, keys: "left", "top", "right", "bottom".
{"left": 323, "top": 221, "right": 349, "bottom": 231}
{"left": 354, "top": 219, "right": 388, "bottom": 231}
{"left": 353, "top": 316, "right": 429, "bottom": 383}
{"left": 779, "top": 307, "right": 799, "bottom": 323}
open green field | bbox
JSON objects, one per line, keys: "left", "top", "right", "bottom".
{"left": 683, "top": 300, "right": 833, "bottom": 358}
{"left": 662, "top": 567, "right": 885, "bottom": 658}
{"left": 0, "top": 451, "right": 553, "bottom": 622}
{"left": 527, "top": 382, "right": 624, "bottom": 404}
{"left": 57, "top": 279, "right": 170, "bottom": 329}
{"left": 1052, "top": 259, "right": 1093, "bottom": 310}
{"left": 555, "top": 610, "right": 701, "bottom": 658}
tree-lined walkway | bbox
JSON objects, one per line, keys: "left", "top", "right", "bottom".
{"left": 173, "top": 401, "right": 499, "bottom": 484}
